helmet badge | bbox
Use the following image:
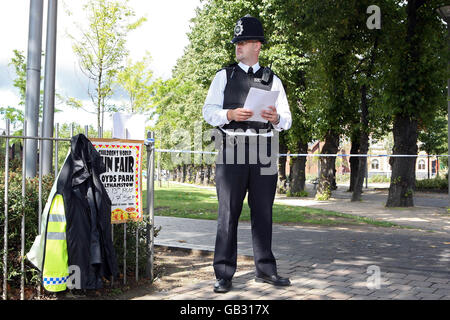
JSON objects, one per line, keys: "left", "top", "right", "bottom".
{"left": 234, "top": 20, "right": 244, "bottom": 37}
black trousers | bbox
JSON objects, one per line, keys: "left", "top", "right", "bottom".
{"left": 213, "top": 135, "right": 278, "bottom": 280}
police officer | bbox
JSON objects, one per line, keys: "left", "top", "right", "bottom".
{"left": 203, "top": 15, "right": 292, "bottom": 293}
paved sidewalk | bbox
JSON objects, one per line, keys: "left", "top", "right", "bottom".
{"left": 134, "top": 216, "right": 450, "bottom": 300}
{"left": 134, "top": 182, "right": 450, "bottom": 300}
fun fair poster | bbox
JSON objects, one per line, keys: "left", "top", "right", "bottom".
{"left": 90, "top": 138, "right": 144, "bottom": 224}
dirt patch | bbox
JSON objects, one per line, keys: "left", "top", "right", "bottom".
{"left": 45, "top": 246, "right": 255, "bottom": 300}
{"left": 118, "top": 246, "right": 255, "bottom": 300}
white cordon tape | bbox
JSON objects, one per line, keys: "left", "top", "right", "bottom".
{"left": 156, "top": 149, "right": 218, "bottom": 155}
{"left": 155, "top": 149, "right": 450, "bottom": 158}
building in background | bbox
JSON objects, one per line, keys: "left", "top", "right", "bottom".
{"left": 292, "top": 135, "right": 444, "bottom": 181}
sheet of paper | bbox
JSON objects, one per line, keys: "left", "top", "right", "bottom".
{"left": 112, "top": 112, "right": 147, "bottom": 140}
{"left": 243, "top": 87, "right": 280, "bottom": 123}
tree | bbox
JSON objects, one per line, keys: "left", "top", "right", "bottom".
{"left": 350, "top": 20, "right": 385, "bottom": 202}
{"left": 300, "top": 0, "right": 363, "bottom": 200}
{"left": 381, "top": 0, "right": 448, "bottom": 206}
{"left": 69, "top": 0, "right": 146, "bottom": 131}
{"left": 259, "top": 0, "right": 312, "bottom": 195}
{"left": 116, "top": 52, "right": 154, "bottom": 113}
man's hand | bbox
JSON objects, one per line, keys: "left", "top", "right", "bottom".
{"left": 227, "top": 108, "right": 254, "bottom": 122}
{"left": 261, "top": 106, "right": 279, "bottom": 124}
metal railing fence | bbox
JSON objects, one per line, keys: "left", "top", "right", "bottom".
{"left": 1, "top": 120, "right": 155, "bottom": 300}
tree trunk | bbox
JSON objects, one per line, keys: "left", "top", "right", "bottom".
{"left": 348, "top": 131, "right": 360, "bottom": 192}
{"left": 182, "top": 164, "right": 187, "bottom": 183}
{"left": 211, "top": 165, "right": 216, "bottom": 185}
{"left": 316, "top": 131, "right": 339, "bottom": 199}
{"left": 352, "top": 84, "right": 370, "bottom": 202}
{"left": 174, "top": 166, "right": 179, "bottom": 182}
{"left": 386, "top": 115, "right": 418, "bottom": 207}
{"left": 187, "top": 164, "right": 194, "bottom": 183}
{"left": 352, "top": 137, "right": 369, "bottom": 202}
{"left": 277, "top": 140, "right": 288, "bottom": 194}
{"left": 289, "top": 141, "right": 308, "bottom": 194}
{"left": 192, "top": 165, "right": 197, "bottom": 183}
{"left": 204, "top": 165, "right": 211, "bottom": 186}
{"left": 101, "top": 100, "right": 105, "bottom": 135}
{"left": 97, "top": 66, "right": 102, "bottom": 132}
{"left": 195, "top": 165, "right": 203, "bottom": 184}
{"left": 331, "top": 166, "right": 337, "bottom": 190}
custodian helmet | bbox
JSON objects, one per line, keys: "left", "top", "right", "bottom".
{"left": 231, "top": 14, "right": 266, "bottom": 44}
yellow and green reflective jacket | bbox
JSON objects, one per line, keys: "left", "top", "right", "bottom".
{"left": 41, "top": 194, "right": 69, "bottom": 292}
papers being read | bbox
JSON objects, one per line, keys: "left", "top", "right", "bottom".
{"left": 243, "top": 87, "right": 280, "bottom": 123}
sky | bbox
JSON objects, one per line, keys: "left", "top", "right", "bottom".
{"left": 0, "top": 0, "right": 202, "bottom": 130}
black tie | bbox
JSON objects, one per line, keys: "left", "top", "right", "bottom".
{"left": 248, "top": 67, "right": 253, "bottom": 75}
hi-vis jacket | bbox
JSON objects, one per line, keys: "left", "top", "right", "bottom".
{"left": 27, "top": 134, "right": 119, "bottom": 292}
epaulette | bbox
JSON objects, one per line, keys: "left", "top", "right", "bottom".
{"left": 217, "top": 63, "right": 238, "bottom": 79}
{"left": 216, "top": 63, "right": 238, "bottom": 73}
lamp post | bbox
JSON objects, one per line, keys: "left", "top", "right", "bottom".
{"left": 25, "top": 0, "right": 44, "bottom": 178}
{"left": 437, "top": 5, "right": 450, "bottom": 207}
{"left": 42, "top": 0, "right": 58, "bottom": 175}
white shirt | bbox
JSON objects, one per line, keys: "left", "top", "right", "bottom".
{"left": 202, "top": 62, "right": 292, "bottom": 137}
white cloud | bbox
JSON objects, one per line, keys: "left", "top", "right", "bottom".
{"left": 0, "top": 89, "right": 22, "bottom": 109}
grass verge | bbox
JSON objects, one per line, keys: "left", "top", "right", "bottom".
{"left": 143, "top": 183, "right": 406, "bottom": 229}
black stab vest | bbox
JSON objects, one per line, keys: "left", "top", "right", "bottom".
{"left": 220, "top": 63, "right": 274, "bottom": 132}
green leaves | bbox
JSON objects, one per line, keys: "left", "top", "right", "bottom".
{"left": 69, "top": 0, "right": 146, "bottom": 130}
{"left": 418, "top": 112, "right": 448, "bottom": 156}
{"left": 116, "top": 53, "right": 153, "bottom": 113}
{"left": 8, "top": 50, "right": 27, "bottom": 106}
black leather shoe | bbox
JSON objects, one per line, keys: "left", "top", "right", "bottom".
{"left": 255, "top": 274, "right": 291, "bottom": 286}
{"left": 214, "top": 279, "right": 232, "bottom": 293}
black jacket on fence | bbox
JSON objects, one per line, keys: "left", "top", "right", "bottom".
{"left": 57, "top": 134, "right": 119, "bottom": 289}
